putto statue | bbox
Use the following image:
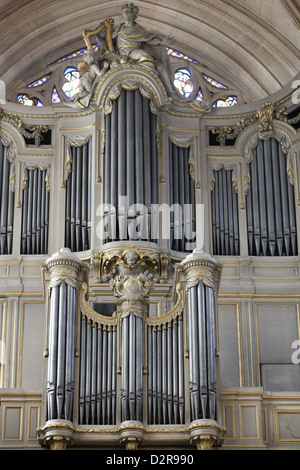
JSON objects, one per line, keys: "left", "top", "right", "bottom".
{"left": 72, "top": 3, "right": 175, "bottom": 107}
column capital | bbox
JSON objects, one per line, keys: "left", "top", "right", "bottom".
{"left": 181, "top": 249, "right": 222, "bottom": 292}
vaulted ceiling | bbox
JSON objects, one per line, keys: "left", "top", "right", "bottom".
{"left": 0, "top": 0, "right": 300, "bottom": 103}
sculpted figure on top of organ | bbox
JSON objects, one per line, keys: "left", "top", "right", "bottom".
{"left": 73, "top": 3, "right": 175, "bottom": 106}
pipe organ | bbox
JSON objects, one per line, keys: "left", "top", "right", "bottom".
{"left": 169, "top": 141, "right": 196, "bottom": 253}
{"left": 211, "top": 168, "right": 240, "bottom": 256}
{"left": 65, "top": 140, "right": 92, "bottom": 252}
{"left": 21, "top": 165, "right": 50, "bottom": 255}
{"left": 245, "top": 138, "right": 297, "bottom": 257}
{"left": 1, "top": 51, "right": 300, "bottom": 452}
{"left": 103, "top": 89, "right": 158, "bottom": 243}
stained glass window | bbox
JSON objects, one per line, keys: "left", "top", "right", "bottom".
{"left": 57, "top": 45, "right": 98, "bottom": 63}
{"left": 174, "top": 68, "right": 193, "bottom": 98}
{"left": 195, "top": 89, "right": 203, "bottom": 101}
{"left": 212, "top": 96, "right": 238, "bottom": 107}
{"left": 51, "top": 86, "right": 61, "bottom": 104}
{"left": 17, "top": 94, "right": 43, "bottom": 106}
{"left": 28, "top": 74, "right": 51, "bottom": 88}
{"left": 203, "top": 75, "right": 227, "bottom": 90}
{"left": 62, "top": 67, "right": 80, "bottom": 99}
{"left": 166, "top": 48, "right": 201, "bottom": 65}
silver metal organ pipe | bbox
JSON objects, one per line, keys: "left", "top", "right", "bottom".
{"left": 162, "top": 324, "right": 168, "bottom": 423}
{"left": 126, "top": 90, "right": 135, "bottom": 209}
{"left": 129, "top": 313, "right": 136, "bottom": 420}
{"left": 136, "top": 317, "right": 143, "bottom": 422}
{"left": 47, "top": 286, "right": 59, "bottom": 420}
{"left": 85, "top": 319, "right": 92, "bottom": 423}
{"left": 226, "top": 170, "right": 235, "bottom": 255}
{"left": 91, "top": 323, "right": 97, "bottom": 424}
{"left": 112, "top": 327, "right": 117, "bottom": 424}
{"left": 143, "top": 98, "right": 152, "bottom": 235}
{"left": 104, "top": 113, "right": 111, "bottom": 243}
{"left": 222, "top": 170, "right": 229, "bottom": 255}
{"left": 81, "top": 143, "right": 88, "bottom": 251}
{"left": 0, "top": 148, "right": 9, "bottom": 254}
{"left": 169, "top": 140, "right": 174, "bottom": 248}
{"left": 271, "top": 139, "right": 283, "bottom": 255}
{"left": 44, "top": 176, "right": 49, "bottom": 254}
{"left": 178, "top": 316, "right": 184, "bottom": 424}
{"left": 264, "top": 140, "right": 276, "bottom": 256}
{"left": 257, "top": 140, "right": 268, "bottom": 255}
{"left": 87, "top": 139, "right": 92, "bottom": 248}
{"left": 167, "top": 322, "right": 173, "bottom": 423}
{"left": 70, "top": 147, "right": 76, "bottom": 251}
{"left": 65, "top": 285, "right": 76, "bottom": 422}
{"left": 107, "top": 326, "right": 113, "bottom": 424}
{"left": 147, "top": 326, "right": 153, "bottom": 422}
{"left": 96, "top": 327, "right": 102, "bottom": 424}
{"left": 118, "top": 91, "right": 126, "bottom": 240}
{"left": 101, "top": 327, "right": 108, "bottom": 424}
{"left": 156, "top": 326, "right": 162, "bottom": 424}
{"left": 75, "top": 147, "right": 82, "bottom": 252}
{"left": 79, "top": 315, "right": 86, "bottom": 424}
{"left": 40, "top": 169, "right": 46, "bottom": 254}
{"left": 57, "top": 287, "right": 68, "bottom": 422}
{"left": 36, "top": 169, "right": 42, "bottom": 254}
{"left": 197, "top": 282, "right": 208, "bottom": 419}
{"left": 121, "top": 316, "right": 129, "bottom": 422}
{"left": 178, "top": 147, "right": 185, "bottom": 252}
{"left": 252, "top": 149, "right": 261, "bottom": 256}
{"left": 31, "top": 167, "right": 37, "bottom": 253}
{"left": 206, "top": 286, "right": 216, "bottom": 421}
{"left": 134, "top": 90, "right": 144, "bottom": 209}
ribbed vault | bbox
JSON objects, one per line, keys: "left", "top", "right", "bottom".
{"left": 0, "top": 0, "right": 300, "bottom": 103}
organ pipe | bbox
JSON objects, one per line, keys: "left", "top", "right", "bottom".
{"left": 0, "top": 142, "right": 15, "bottom": 255}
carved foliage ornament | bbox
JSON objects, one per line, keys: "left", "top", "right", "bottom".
{"left": 0, "top": 109, "right": 48, "bottom": 146}
{"left": 244, "top": 128, "right": 294, "bottom": 189}
{"left": 211, "top": 102, "right": 288, "bottom": 146}
{"left": 0, "top": 130, "right": 17, "bottom": 192}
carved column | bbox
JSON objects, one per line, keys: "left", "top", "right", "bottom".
{"left": 101, "top": 246, "right": 159, "bottom": 450}
{"left": 39, "top": 248, "right": 88, "bottom": 450}
{"left": 181, "top": 249, "right": 225, "bottom": 450}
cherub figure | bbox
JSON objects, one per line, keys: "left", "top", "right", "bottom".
{"left": 71, "top": 49, "right": 110, "bottom": 105}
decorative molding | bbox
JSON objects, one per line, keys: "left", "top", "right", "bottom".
{"left": 0, "top": 109, "right": 48, "bottom": 146}
{"left": 211, "top": 102, "right": 289, "bottom": 146}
